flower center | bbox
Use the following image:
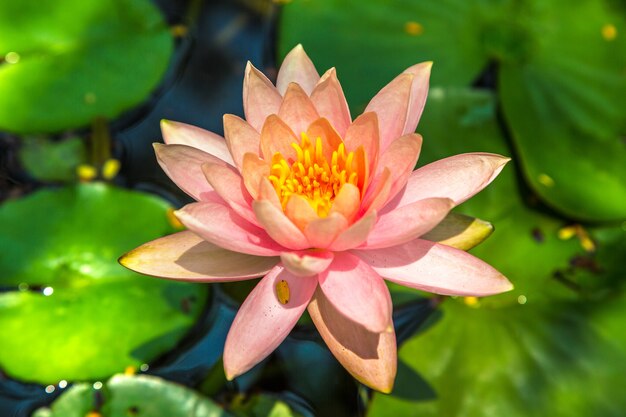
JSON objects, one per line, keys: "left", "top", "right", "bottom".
{"left": 268, "top": 133, "right": 360, "bottom": 217}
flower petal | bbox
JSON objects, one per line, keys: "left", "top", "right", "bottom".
{"left": 241, "top": 153, "right": 270, "bottom": 200}
{"left": 175, "top": 201, "right": 284, "bottom": 256}
{"left": 253, "top": 200, "right": 310, "bottom": 250}
{"left": 161, "top": 120, "right": 234, "bottom": 165}
{"left": 421, "top": 212, "right": 494, "bottom": 251}
{"left": 278, "top": 83, "right": 320, "bottom": 136}
{"left": 119, "top": 231, "right": 278, "bottom": 281}
{"left": 343, "top": 112, "right": 380, "bottom": 174}
{"left": 306, "top": 117, "right": 343, "bottom": 162}
{"left": 310, "top": 68, "right": 351, "bottom": 136}
{"left": 223, "top": 114, "right": 261, "bottom": 169}
{"left": 276, "top": 44, "right": 320, "bottom": 95}
{"left": 384, "top": 153, "right": 511, "bottom": 212}
{"left": 329, "top": 211, "right": 377, "bottom": 251}
{"left": 361, "top": 168, "right": 392, "bottom": 215}
{"left": 329, "top": 183, "right": 360, "bottom": 222}
{"left": 376, "top": 133, "right": 423, "bottom": 203}
{"left": 280, "top": 250, "right": 334, "bottom": 277}
{"left": 202, "top": 162, "right": 257, "bottom": 226}
{"left": 224, "top": 264, "right": 318, "bottom": 379}
{"left": 285, "top": 194, "right": 318, "bottom": 230}
{"left": 243, "top": 62, "right": 283, "bottom": 131}
{"left": 364, "top": 73, "right": 413, "bottom": 151}
{"left": 360, "top": 197, "right": 454, "bottom": 249}
{"left": 260, "top": 115, "right": 298, "bottom": 161}
{"left": 402, "top": 62, "right": 432, "bottom": 135}
{"left": 304, "top": 212, "right": 349, "bottom": 248}
{"left": 154, "top": 143, "right": 225, "bottom": 202}
{"left": 319, "top": 252, "right": 392, "bottom": 333}
{"left": 308, "top": 288, "right": 396, "bottom": 393}
{"left": 355, "top": 239, "right": 513, "bottom": 296}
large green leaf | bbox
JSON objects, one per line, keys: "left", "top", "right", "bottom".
{"left": 395, "top": 87, "right": 584, "bottom": 306}
{"left": 279, "top": 0, "right": 490, "bottom": 112}
{"left": 0, "top": 0, "right": 173, "bottom": 133}
{"left": 32, "top": 374, "right": 232, "bottom": 417}
{"left": 368, "top": 297, "right": 626, "bottom": 417}
{"left": 499, "top": 0, "right": 626, "bottom": 221}
{"left": 0, "top": 184, "right": 207, "bottom": 384}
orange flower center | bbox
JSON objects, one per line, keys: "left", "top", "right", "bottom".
{"left": 268, "top": 133, "right": 361, "bottom": 217}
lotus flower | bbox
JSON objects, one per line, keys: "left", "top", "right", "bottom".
{"left": 120, "top": 45, "right": 512, "bottom": 392}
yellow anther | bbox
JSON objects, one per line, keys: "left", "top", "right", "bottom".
{"left": 464, "top": 296, "right": 480, "bottom": 308}
{"left": 602, "top": 24, "right": 617, "bottom": 41}
{"left": 268, "top": 133, "right": 364, "bottom": 216}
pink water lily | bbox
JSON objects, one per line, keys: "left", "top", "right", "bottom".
{"left": 120, "top": 45, "right": 512, "bottom": 392}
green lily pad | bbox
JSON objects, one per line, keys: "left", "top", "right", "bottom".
{"left": 19, "top": 137, "right": 87, "bottom": 182}
{"left": 0, "top": 0, "right": 173, "bottom": 133}
{"left": 0, "top": 184, "right": 207, "bottom": 384}
{"left": 278, "top": 0, "right": 490, "bottom": 111}
{"left": 368, "top": 297, "right": 626, "bottom": 417}
{"left": 415, "top": 87, "right": 589, "bottom": 305}
{"left": 32, "top": 374, "right": 232, "bottom": 417}
{"left": 230, "top": 394, "right": 306, "bottom": 417}
{"left": 498, "top": 0, "right": 626, "bottom": 221}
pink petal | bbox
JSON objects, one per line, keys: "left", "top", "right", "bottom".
{"left": 252, "top": 200, "right": 310, "bottom": 250}
{"left": 224, "top": 264, "right": 318, "bottom": 379}
{"left": 360, "top": 197, "right": 454, "bottom": 249}
{"left": 202, "top": 162, "right": 257, "bottom": 226}
{"left": 343, "top": 112, "right": 380, "bottom": 174}
{"left": 223, "top": 114, "right": 261, "bottom": 169}
{"left": 285, "top": 194, "right": 318, "bottom": 230}
{"left": 310, "top": 68, "right": 351, "bottom": 136}
{"left": 376, "top": 133, "right": 423, "bottom": 204}
{"left": 319, "top": 252, "right": 392, "bottom": 333}
{"left": 278, "top": 83, "right": 320, "bottom": 135}
{"left": 241, "top": 153, "right": 270, "bottom": 200}
{"left": 364, "top": 73, "right": 413, "bottom": 151}
{"left": 329, "top": 183, "right": 360, "bottom": 222}
{"left": 119, "top": 231, "right": 278, "bottom": 281}
{"left": 257, "top": 177, "right": 282, "bottom": 209}
{"left": 304, "top": 212, "right": 349, "bottom": 248}
{"left": 329, "top": 211, "right": 377, "bottom": 251}
{"left": 276, "top": 44, "right": 320, "bottom": 95}
{"left": 161, "top": 120, "right": 234, "bottom": 165}
{"left": 402, "top": 62, "right": 432, "bottom": 135}
{"left": 154, "top": 143, "right": 225, "bottom": 202}
{"left": 280, "top": 250, "right": 334, "bottom": 277}
{"left": 307, "top": 288, "right": 396, "bottom": 393}
{"left": 260, "top": 115, "right": 298, "bottom": 161}
{"left": 355, "top": 239, "right": 514, "bottom": 296}
{"left": 384, "top": 153, "right": 511, "bottom": 213}
{"left": 306, "top": 117, "right": 344, "bottom": 162}
{"left": 243, "top": 62, "right": 283, "bottom": 131}
{"left": 175, "top": 201, "right": 284, "bottom": 256}
{"left": 361, "top": 167, "right": 392, "bottom": 215}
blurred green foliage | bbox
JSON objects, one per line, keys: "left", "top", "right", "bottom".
{"left": 0, "top": 0, "right": 173, "bottom": 133}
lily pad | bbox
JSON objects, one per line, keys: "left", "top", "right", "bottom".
{"left": 499, "top": 0, "right": 626, "bottom": 221}
{"left": 0, "top": 184, "right": 207, "bottom": 384}
{"left": 32, "top": 374, "right": 232, "bottom": 417}
{"left": 0, "top": 0, "right": 173, "bottom": 133}
{"left": 278, "top": 0, "right": 490, "bottom": 111}
{"left": 367, "top": 297, "right": 626, "bottom": 417}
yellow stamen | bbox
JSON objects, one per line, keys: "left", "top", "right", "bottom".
{"left": 269, "top": 133, "right": 363, "bottom": 217}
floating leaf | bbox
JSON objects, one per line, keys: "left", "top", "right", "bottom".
{"left": 32, "top": 374, "right": 232, "bottom": 417}
{"left": 499, "top": 0, "right": 626, "bottom": 221}
{"left": 0, "top": 184, "right": 207, "bottom": 383}
{"left": 0, "top": 0, "right": 173, "bottom": 133}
